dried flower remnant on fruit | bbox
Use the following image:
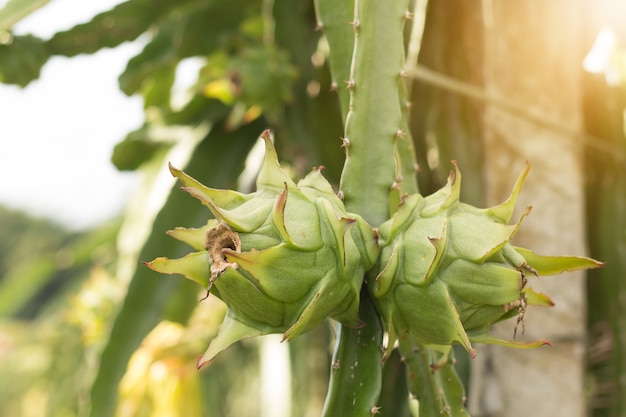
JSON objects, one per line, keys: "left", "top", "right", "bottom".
{"left": 205, "top": 223, "right": 241, "bottom": 291}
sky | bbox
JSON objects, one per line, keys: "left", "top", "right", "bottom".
{"left": 0, "top": 0, "right": 145, "bottom": 230}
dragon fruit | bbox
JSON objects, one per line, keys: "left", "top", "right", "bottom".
{"left": 370, "top": 162, "right": 603, "bottom": 360}
{"left": 146, "top": 130, "right": 378, "bottom": 367}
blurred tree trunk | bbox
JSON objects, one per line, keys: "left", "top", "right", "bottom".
{"left": 470, "top": 1, "right": 588, "bottom": 416}
{"left": 411, "top": 0, "right": 485, "bottom": 203}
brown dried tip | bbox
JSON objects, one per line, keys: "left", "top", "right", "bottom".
{"left": 205, "top": 223, "right": 241, "bottom": 286}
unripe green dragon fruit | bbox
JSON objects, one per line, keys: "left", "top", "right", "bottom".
{"left": 146, "top": 130, "right": 378, "bottom": 367}
{"left": 370, "top": 162, "right": 603, "bottom": 360}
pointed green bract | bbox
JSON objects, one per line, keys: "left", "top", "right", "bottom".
{"left": 166, "top": 220, "right": 218, "bottom": 251}
{"left": 148, "top": 130, "right": 379, "bottom": 364}
{"left": 514, "top": 246, "right": 604, "bottom": 275}
{"left": 197, "top": 312, "right": 272, "bottom": 368}
{"left": 146, "top": 252, "right": 211, "bottom": 288}
{"left": 370, "top": 162, "right": 603, "bottom": 358}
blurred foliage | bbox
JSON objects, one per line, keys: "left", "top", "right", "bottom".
{"left": 0, "top": 207, "right": 121, "bottom": 417}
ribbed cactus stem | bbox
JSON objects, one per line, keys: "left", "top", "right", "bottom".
{"left": 321, "top": 288, "right": 383, "bottom": 417}
{"left": 339, "top": 0, "right": 412, "bottom": 226}
{"left": 313, "top": 0, "right": 354, "bottom": 121}
{"left": 398, "top": 334, "right": 469, "bottom": 417}
{"left": 317, "top": 1, "right": 414, "bottom": 416}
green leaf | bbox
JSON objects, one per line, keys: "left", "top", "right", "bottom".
{"left": 0, "top": 34, "right": 49, "bottom": 86}
{"left": 227, "top": 46, "right": 298, "bottom": 117}
{"left": 177, "top": 0, "right": 261, "bottom": 58}
{"left": 117, "top": 15, "right": 182, "bottom": 98}
{"left": 111, "top": 127, "right": 172, "bottom": 171}
{"left": 0, "top": 0, "right": 50, "bottom": 31}
{"left": 46, "top": 0, "right": 198, "bottom": 57}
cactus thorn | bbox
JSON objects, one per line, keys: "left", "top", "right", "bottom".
{"left": 404, "top": 10, "right": 414, "bottom": 20}
{"left": 314, "top": 21, "right": 323, "bottom": 31}
{"left": 400, "top": 69, "right": 408, "bottom": 78}
{"left": 371, "top": 405, "right": 382, "bottom": 415}
{"left": 330, "top": 81, "right": 338, "bottom": 91}
{"left": 396, "top": 129, "right": 406, "bottom": 138}
{"left": 340, "top": 137, "right": 350, "bottom": 148}
{"left": 351, "top": 18, "right": 361, "bottom": 30}
{"left": 345, "top": 78, "right": 356, "bottom": 90}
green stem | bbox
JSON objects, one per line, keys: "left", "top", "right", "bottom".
{"left": 398, "top": 333, "right": 469, "bottom": 417}
{"left": 322, "top": 289, "right": 383, "bottom": 417}
{"left": 339, "top": 0, "right": 413, "bottom": 226}
{"left": 313, "top": 0, "right": 354, "bottom": 121}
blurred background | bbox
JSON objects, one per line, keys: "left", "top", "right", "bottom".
{"left": 0, "top": 0, "right": 625, "bottom": 416}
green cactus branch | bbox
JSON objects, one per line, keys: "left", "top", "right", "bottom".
{"left": 398, "top": 333, "right": 469, "bottom": 417}
{"left": 322, "top": 288, "right": 383, "bottom": 417}
{"left": 338, "top": 0, "right": 412, "bottom": 227}
{"left": 313, "top": 0, "right": 354, "bottom": 121}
